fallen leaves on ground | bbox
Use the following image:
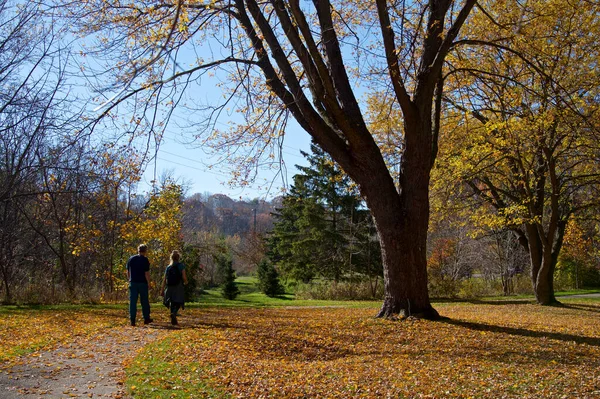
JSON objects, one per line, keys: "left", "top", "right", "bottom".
{"left": 129, "top": 301, "right": 600, "bottom": 398}
{"left": 1, "top": 301, "right": 598, "bottom": 398}
{"left": 0, "top": 306, "right": 124, "bottom": 362}
{"left": 0, "top": 306, "right": 170, "bottom": 399}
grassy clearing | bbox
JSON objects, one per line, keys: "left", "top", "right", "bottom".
{"left": 192, "top": 276, "right": 381, "bottom": 309}
{"left": 0, "top": 277, "right": 597, "bottom": 365}
{"left": 0, "top": 286, "right": 599, "bottom": 398}
{"left": 128, "top": 300, "right": 600, "bottom": 398}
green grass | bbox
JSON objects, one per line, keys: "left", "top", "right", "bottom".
{"left": 188, "top": 276, "right": 380, "bottom": 309}
{"left": 125, "top": 337, "right": 226, "bottom": 399}
{"left": 456, "top": 288, "right": 600, "bottom": 303}
{"left": 1, "top": 277, "right": 597, "bottom": 314}
{"left": 0, "top": 302, "right": 126, "bottom": 315}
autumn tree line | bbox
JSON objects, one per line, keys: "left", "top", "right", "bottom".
{"left": 1, "top": 0, "right": 600, "bottom": 313}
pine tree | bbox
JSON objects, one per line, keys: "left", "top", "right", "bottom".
{"left": 257, "top": 259, "right": 284, "bottom": 297}
{"left": 218, "top": 255, "right": 240, "bottom": 300}
{"left": 267, "top": 141, "right": 382, "bottom": 284}
{"left": 182, "top": 244, "right": 200, "bottom": 301}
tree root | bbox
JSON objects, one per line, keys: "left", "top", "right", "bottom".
{"left": 376, "top": 305, "right": 440, "bottom": 321}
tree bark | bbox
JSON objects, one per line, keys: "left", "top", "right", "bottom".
{"left": 533, "top": 254, "right": 558, "bottom": 305}
{"left": 374, "top": 214, "right": 439, "bottom": 319}
{"left": 360, "top": 117, "right": 439, "bottom": 320}
{"left": 524, "top": 223, "right": 563, "bottom": 305}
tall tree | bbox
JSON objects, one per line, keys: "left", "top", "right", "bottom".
{"left": 121, "top": 180, "right": 185, "bottom": 292}
{"left": 268, "top": 142, "right": 381, "bottom": 284}
{"left": 66, "top": 0, "right": 479, "bottom": 318}
{"left": 0, "top": 0, "right": 78, "bottom": 301}
{"left": 434, "top": 0, "right": 600, "bottom": 304}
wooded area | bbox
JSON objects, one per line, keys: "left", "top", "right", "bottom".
{"left": 1, "top": 0, "right": 599, "bottom": 317}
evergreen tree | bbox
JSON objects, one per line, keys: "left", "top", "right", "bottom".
{"left": 257, "top": 259, "right": 284, "bottom": 297}
{"left": 267, "top": 141, "right": 382, "bottom": 284}
{"left": 182, "top": 244, "right": 200, "bottom": 301}
{"left": 218, "top": 255, "right": 240, "bottom": 300}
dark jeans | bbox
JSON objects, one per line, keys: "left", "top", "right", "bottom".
{"left": 129, "top": 282, "right": 150, "bottom": 323}
{"left": 170, "top": 301, "right": 182, "bottom": 316}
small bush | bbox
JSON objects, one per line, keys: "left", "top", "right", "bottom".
{"left": 428, "top": 277, "right": 461, "bottom": 299}
{"left": 218, "top": 256, "right": 240, "bottom": 300}
{"left": 457, "top": 278, "right": 496, "bottom": 299}
{"left": 256, "top": 259, "right": 284, "bottom": 297}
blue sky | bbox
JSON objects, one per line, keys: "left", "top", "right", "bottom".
{"left": 140, "top": 123, "right": 311, "bottom": 200}
{"left": 72, "top": 9, "right": 323, "bottom": 201}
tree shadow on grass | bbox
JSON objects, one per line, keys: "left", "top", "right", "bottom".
{"left": 434, "top": 298, "right": 535, "bottom": 306}
{"left": 273, "top": 294, "right": 294, "bottom": 300}
{"left": 561, "top": 303, "right": 600, "bottom": 314}
{"left": 439, "top": 317, "right": 600, "bottom": 347}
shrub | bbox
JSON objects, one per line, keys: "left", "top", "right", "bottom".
{"left": 257, "top": 259, "right": 285, "bottom": 297}
{"left": 218, "top": 256, "right": 240, "bottom": 300}
{"left": 457, "top": 278, "right": 496, "bottom": 299}
{"left": 428, "top": 276, "right": 461, "bottom": 299}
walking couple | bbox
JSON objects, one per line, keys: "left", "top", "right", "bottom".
{"left": 126, "top": 244, "right": 188, "bottom": 326}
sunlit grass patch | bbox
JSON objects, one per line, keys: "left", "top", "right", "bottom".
{"left": 125, "top": 337, "right": 226, "bottom": 399}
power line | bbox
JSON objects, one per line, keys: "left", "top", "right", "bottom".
{"left": 155, "top": 157, "right": 231, "bottom": 178}
{"left": 159, "top": 147, "right": 305, "bottom": 165}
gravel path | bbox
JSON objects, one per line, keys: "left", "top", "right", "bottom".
{"left": 0, "top": 325, "right": 168, "bottom": 399}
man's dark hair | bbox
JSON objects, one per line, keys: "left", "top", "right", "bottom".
{"left": 138, "top": 244, "right": 148, "bottom": 253}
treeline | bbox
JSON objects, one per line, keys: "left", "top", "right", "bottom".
{"left": 0, "top": 0, "right": 277, "bottom": 303}
{"left": 0, "top": 154, "right": 289, "bottom": 304}
{"left": 0, "top": 0, "right": 145, "bottom": 303}
{"left": 264, "top": 143, "right": 600, "bottom": 300}
{"left": 2, "top": 0, "right": 600, "bottom": 307}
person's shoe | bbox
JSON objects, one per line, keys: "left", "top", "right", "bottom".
{"left": 170, "top": 314, "right": 178, "bottom": 325}
{"left": 130, "top": 321, "right": 136, "bottom": 326}
{"left": 144, "top": 318, "right": 153, "bottom": 324}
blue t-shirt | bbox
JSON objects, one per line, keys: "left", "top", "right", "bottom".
{"left": 127, "top": 254, "right": 150, "bottom": 283}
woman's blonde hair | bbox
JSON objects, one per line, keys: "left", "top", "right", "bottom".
{"left": 170, "top": 250, "right": 181, "bottom": 265}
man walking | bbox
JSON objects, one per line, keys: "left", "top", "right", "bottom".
{"left": 127, "top": 244, "right": 153, "bottom": 326}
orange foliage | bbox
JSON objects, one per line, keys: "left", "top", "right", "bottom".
{"left": 428, "top": 238, "right": 457, "bottom": 270}
{"left": 562, "top": 220, "right": 593, "bottom": 265}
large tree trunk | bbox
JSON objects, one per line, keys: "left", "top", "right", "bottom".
{"left": 524, "top": 223, "right": 563, "bottom": 305}
{"left": 533, "top": 254, "right": 557, "bottom": 305}
{"left": 360, "top": 117, "right": 438, "bottom": 320}
{"left": 374, "top": 211, "right": 438, "bottom": 319}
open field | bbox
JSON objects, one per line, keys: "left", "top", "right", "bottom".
{"left": 1, "top": 293, "right": 599, "bottom": 398}
{"left": 126, "top": 300, "right": 600, "bottom": 399}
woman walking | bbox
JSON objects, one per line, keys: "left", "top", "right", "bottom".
{"left": 161, "top": 250, "right": 188, "bottom": 325}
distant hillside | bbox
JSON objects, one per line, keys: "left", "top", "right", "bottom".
{"left": 182, "top": 193, "right": 283, "bottom": 236}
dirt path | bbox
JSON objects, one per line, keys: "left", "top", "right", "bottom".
{"left": 0, "top": 325, "right": 168, "bottom": 399}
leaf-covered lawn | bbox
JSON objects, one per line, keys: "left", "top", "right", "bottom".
{"left": 1, "top": 301, "right": 598, "bottom": 398}
{"left": 0, "top": 306, "right": 123, "bottom": 362}
{"left": 128, "top": 301, "right": 600, "bottom": 398}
